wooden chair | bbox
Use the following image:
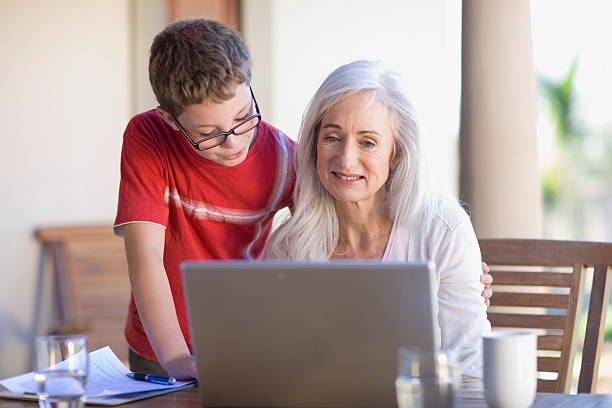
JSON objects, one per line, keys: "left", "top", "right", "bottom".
{"left": 479, "top": 239, "right": 612, "bottom": 393}
{"left": 36, "top": 225, "right": 131, "bottom": 363}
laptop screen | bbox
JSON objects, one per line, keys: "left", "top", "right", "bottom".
{"left": 182, "top": 260, "right": 437, "bottom": 408}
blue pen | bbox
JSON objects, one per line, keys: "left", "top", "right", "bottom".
{"left": 126, "top": 372, "right": 176, "bottom": 385}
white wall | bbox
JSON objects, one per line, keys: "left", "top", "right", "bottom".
{"left": 0, "top": 0, "right": 165, "bottom": 378}
{"left": 242, "top": 0, "right": 462, "bottom": 197}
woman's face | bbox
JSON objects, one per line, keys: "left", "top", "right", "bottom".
{"left": 316, "top": 92, "right": 395, "bottom": 207}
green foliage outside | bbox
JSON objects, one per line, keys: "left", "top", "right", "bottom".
{"left": 538, "top": 58, "right": 612, "bottom": 239}
{"left": 538, "top": 57, "right": 581, "bottom": 211}
{"left": 540, "top": 58, "right": 581, "bottom": 145}
{"left": 606, "top": 306, "right": 612, "bottom": 341}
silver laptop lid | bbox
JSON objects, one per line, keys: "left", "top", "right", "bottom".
{"left": 182, "top": 260, "right": 437, "bottom": 408}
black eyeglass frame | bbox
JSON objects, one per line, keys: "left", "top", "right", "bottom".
{"left": 170, "top": 85, "right": 261, "bottom": 151}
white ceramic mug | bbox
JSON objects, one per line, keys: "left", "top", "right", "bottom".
{"left": 483, "top": 331, "right": 537, "bottom": 408}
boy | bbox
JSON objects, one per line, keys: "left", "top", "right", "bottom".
{"left": 114, "top": 18, "right": 295, "bottom": 379}
{"left": 114, "top": 18, "right": 492, "bottom": 380}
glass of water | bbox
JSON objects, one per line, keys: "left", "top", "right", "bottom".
{"left": 395, "top": 347, "right": 460, "bottom": 408}
{"left": 34, "top": 334, "right": 88, "bottom": 408}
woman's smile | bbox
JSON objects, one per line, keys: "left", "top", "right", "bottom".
{"left": 332, "top": 171, "right": 364, "bottom": 184}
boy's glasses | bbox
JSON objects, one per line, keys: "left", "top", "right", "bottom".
{"left": 171, "top": 86, "right": 261, "bottom": 151}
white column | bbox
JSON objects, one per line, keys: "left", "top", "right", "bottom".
{"left": 131, "top": 0, "right": 168, "bottom": 114}
{"left": 460, "top": 0, "right": 542, "bottom": 238}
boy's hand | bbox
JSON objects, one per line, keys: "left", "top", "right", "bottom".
{"left": 480, "top": 261, "right": 493, "bottom": 307}
{"left": 163, "top": 353, "right": 198, "bottom": 381}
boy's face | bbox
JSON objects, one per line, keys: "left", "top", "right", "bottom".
{"left": 159, "top": 84, "right": 257, "bottom": 166}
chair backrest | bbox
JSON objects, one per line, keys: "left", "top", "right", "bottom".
{"left": 479, "top": 239, "right": 612, "bottom": 393}
{"left": 36, "top": 225, "right": 130, "bottom": 363}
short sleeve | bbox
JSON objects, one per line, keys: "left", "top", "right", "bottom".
{"left": 114, "top": 116, "right": 170, "bottom": 235}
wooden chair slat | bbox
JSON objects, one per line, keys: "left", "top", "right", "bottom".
{"left": 490, "top": 271, "right": 573, "bottom": 287}
{"left": 538, "top": 335, "right": 564, "bottom": 350}
{"left": 487, "top": 313, "right": 566, "bottom": 330}
{"left": 36, "top": 225, "right": 116, "bottom": 241}
{"left": 538, "top": 356, "right": 561, "bottom": 372}
{"left": 537, "top": 379, "right": 559, "bottom": 393}
{"left": 490, "top": 292, "right": 570, "bottom": 308}
{"left": 479, "top": 239, "right": 612, "bottom": 265}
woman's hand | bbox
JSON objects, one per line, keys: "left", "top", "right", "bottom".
{"left": 480, "top": 261, "right": 493, "bottom": 307}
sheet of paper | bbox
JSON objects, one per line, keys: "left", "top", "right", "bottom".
{"left": 0, "top": 346, "right": 194, "bottom": 398}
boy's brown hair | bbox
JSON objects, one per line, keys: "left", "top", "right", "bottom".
{"left": 149, "top": 18, "right": 252, "bottom": 116}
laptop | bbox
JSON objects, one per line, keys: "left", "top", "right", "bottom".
{"left": 182, "top": 260, "right": 438, "bottom": 408}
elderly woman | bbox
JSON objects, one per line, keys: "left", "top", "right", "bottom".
{"left": 266, "top": 60, "right": 491, "bottom": 379}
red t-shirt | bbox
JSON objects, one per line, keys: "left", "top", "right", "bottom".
{"left": 114, "top": 110, "right": 295, "bottom": 360}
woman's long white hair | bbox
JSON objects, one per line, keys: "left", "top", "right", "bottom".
{"left": 266, "top": 60, "right": 432, "bottom": 260}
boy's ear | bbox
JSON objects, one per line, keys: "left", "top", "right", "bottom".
{"left": 155, "top": 106, "right": 180, "bottom": 131}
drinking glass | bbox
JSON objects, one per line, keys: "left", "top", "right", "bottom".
{"left": 34, "top": 334, "right": 89, "bottom": 408}
{"left": 396, "top": 347, "right": 460, "bottom": 408}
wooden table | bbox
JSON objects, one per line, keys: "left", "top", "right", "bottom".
{"left": 460, "top": 388, "right": 612, "bottom": 407}
{"left": 2, "top": 387, "right": 612, "bottom": 407}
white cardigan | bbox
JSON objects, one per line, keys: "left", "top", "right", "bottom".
{"left": 383, "top": 196, "right": 491, "bottom": 378}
